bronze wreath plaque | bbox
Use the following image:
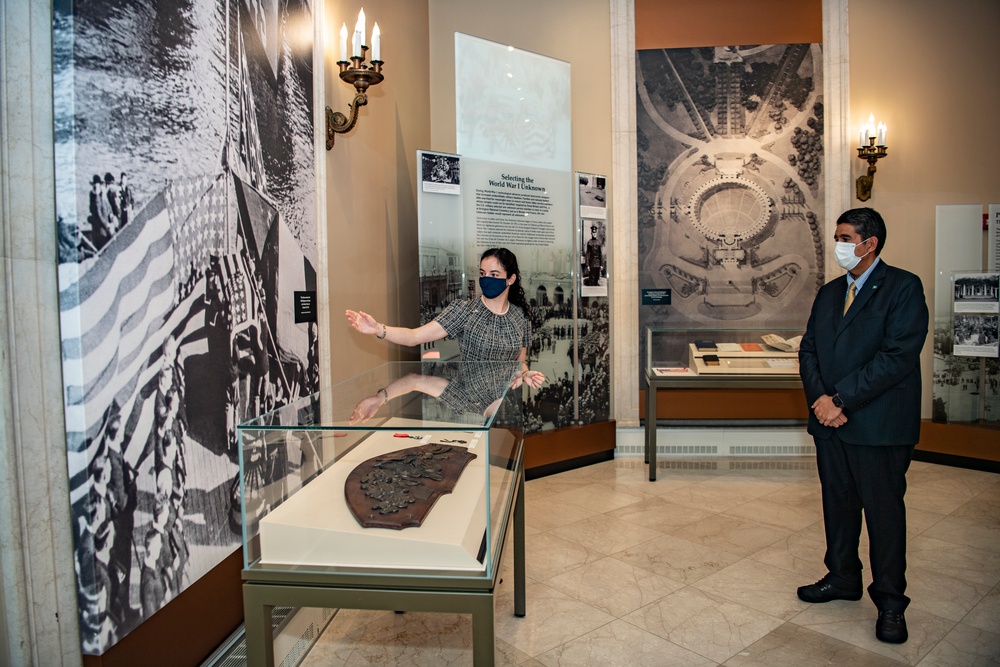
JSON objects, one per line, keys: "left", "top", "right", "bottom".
{"left": 345, "top": 444, "right": 476, "bottom": 529}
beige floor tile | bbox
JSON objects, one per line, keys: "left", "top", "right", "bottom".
{"left": 523, "top": 531, "right": 604, "bottom": 581}
{"left": 905, "top": 493, "right": 971, "bottom": 517}
{"left": 747, "top": 532, "right": 827, "bottom": 579}
{"left": 907, "top": 536, "right": 1000, "bottom": 588}
{"left": 525, "top": 474, "right": 595, "bottom": 501}
{"left": 720, "top": 622, "right": 903, "bottom": 666}
{"left": 623, "top": 586, "right": 784, "bottom": 663}
{"left": 962, "top": 586, "right": 1000, "bottom": 635}
{"left": 660, "top": 483, "right": 757, "bottom": 513}
{"left": 613, "top": 533, "right": 742, "bottom": 584}
{"left": 669, "top": 513, "right": 792, "bottom": 558}
{"left": 905, "top": 506, "right": 948, "bottom": 539}
{"left": 694, "top": 477, "right": 791, "bottom": 500}
{"left": 523, "top": 497, "right": 600, "bottom": 532}
{"left": 916, "top": 622, "right": 1000, "bottom": 667}
{"left": 694, "top": 558, "right": 814, "bottom": 621}
{"left": 722, "top": 498, "right": 821, "bottom": 532}
{"left": 546, "top": 483, "right": 645, "bottom": 514}
{"left": 535, "top": 618, "right": 715, "bottom": 666}
{"left": 544, "top": 556, "right": 684, "bottom": 617}
{"left": 949, "top": 493, "right": 1000, "bottom": 529}
{"left": 756, "top": 483, "right": 822, "bottom": 509}
{"left": 907, "top": 565, "right": 996, "bottom": 622}
{"left": 551, "top": 513, "right": 662, "bottom": 555}
{"left": 494, "top": 580, "right": 616, "bottom": 658}
{"left": 608, "top": 496, "right": 715, "bottom": 533}
{"left": 303, "top": 609, "right": 474, "bottom": 667}
{"left": 922, "top": 515, "right": 1000, "bottom": 553}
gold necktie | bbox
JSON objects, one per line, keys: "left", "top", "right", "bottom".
{"left": 844, "top": 283, "right": 856, "bottom": 314}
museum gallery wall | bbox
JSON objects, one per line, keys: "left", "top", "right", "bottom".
{"left": 636, "top": 43, "right": 825, "bottom": 377}
{"left": 53, "top": 0, "right": 318, "bottom": 654}
{"left": 416, "top": 34, "right": 610, "bottom": 434}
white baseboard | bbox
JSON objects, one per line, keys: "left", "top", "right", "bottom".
{"left": 615, "top": 426, "right": 815, "bottom": 458}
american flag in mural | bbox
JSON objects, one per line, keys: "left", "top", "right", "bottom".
{"left": 54, "top": 0, "right": 317, "bottom": 655}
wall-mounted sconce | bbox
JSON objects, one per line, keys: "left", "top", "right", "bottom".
{"left": 326, "top": 9, "right": 383, "bottom": 150}
{"left": 856, "top": 113, "right": 887, "bottom": 201}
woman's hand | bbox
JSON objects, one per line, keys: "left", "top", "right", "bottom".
{"left": 513, "top": 369, "right": 545, "bottom": 389}
{"left": 349, "top": 394, "right": 385, "bottom": 424}
{"left": 346, "top": 309, "right": 379, "bottom": 336}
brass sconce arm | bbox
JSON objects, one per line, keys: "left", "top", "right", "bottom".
{"left": 326, "top": 94, "right": 367, "bottom": 150}
{"left": 325, "top": 50, "right": 384, "bottom": 150}
{"left": 855, "top": 139, "right": 887, "bottom": 202}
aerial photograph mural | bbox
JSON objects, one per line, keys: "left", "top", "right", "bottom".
{"left": 636, "top": 43, "right": 825, "bottom": 368}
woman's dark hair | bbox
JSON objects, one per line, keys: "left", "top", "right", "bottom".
{"left": 481, "top": 247, "right": 530, "bottom": 317}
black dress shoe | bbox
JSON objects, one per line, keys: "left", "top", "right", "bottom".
{"left": 876, "top": 610, "right": 908, "bottom": 643}
{"left": 797, "top": 577, "right": 863, "bottom": 603}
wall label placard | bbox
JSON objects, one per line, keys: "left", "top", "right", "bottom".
{"left": 642, "top": 289, "right": 671, "bottom": 305}
{"left": 295, "top": 291, "right": 317, "bottom": 323}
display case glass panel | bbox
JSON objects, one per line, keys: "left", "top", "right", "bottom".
{"left": 237, "top": 361, "right": 523, "bottom": 580}
{"left": 646, "top": 327, "right": 806, "bottom": 378}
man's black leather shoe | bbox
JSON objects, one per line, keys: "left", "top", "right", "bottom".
{"left": 876, "top": 610, "right": 908, "bottom": 643}
{"left": 797, "top": 577, "right": 863, "bottom": 603}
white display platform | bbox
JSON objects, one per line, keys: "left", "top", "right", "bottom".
{"left": 688, "top": 343, "right": 799, "bottom": 375}
{"left": 259, "top": 421, "right": 488, "bottom": 571}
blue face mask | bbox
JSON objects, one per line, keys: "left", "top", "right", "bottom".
{"left": 479, "top": 276, "right": 508, "bottom": 299}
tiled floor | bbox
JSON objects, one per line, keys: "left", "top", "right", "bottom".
{"left": 300, "top": 457, "right": 1000, "bottom": 666}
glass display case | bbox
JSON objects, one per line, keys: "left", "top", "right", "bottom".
{"left": 646, "top": 326, "right": 806, "bottom": 377}
{"left": 238, "top": 361, "right": 526, "bottom": 667}
{"left": 644, "top": 327, "right": 806, "bottom": 481}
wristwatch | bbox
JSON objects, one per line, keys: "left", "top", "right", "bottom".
{"left": 831, "top": 393, "right": 845, "bottom": 409}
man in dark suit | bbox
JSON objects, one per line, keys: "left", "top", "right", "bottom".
{"left": 797, "top": 207, "right": 928, "bottom": 644}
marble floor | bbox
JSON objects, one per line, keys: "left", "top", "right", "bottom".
{"left": 299, "top": 457, "right": 1000, "bottom": 666}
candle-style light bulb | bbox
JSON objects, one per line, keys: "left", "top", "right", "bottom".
{"left": 339, "top": 23, "right": 348, "bottom": 62}
{"left": 371, "top": 23, "right": 380, "bottom": 61}
{"left": 352, "top": 9, "right": 364, "bottom": 57}
{"left": 876, "top": 121, "right": 887, "bottom": 147}
{"left": 860, "top": 126, "right": 867, "bottom": 148}
{"left": 867, "top": 113, "right": 876, "bottom": 138}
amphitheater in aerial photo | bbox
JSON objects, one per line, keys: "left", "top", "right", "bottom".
{"left": 636, "top": 43, "right": 825, "bottom": 331}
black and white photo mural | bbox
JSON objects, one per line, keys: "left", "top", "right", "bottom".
{"left": 636, "top": 44, "right": 825, "bottom": 372}
{"left": 53, "top": 0, "right": 317, "bottom": 654}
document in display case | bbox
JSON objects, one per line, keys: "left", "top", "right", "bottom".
{"left": 646, "top": 327, "right": 805, "bottom": 378}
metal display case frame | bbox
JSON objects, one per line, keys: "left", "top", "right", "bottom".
{"left": 238, "top": 361, "right": 527, "bottom": 666}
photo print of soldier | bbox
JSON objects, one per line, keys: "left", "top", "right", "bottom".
{"left": 581, "top": 220, "right": 608, "bottom": 297}
{"left": 54, "top": 0, "right": 318, "bottom": 654}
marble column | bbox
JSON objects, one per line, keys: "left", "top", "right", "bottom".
{"left": 0, "top": 0, "right": 84, "bottom": 664}
{"left": 609, "top": 0, "right": 640, "bottom": 427}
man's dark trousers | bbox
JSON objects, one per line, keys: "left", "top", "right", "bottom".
{"left": 815, "top": 430, "right": 914, "bottom": 613}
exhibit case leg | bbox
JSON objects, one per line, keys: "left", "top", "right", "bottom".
{"left": 646, "top": 384, "right": 658, "bottom": 480}
{"left": 514, "top": 462, "right": 526, "bottom": 618}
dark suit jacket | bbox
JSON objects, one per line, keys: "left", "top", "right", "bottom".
{"left": 799, "top": 260, "right": 928, "bottom": 446}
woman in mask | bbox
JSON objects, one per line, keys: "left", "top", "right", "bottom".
{"left": 346, "top": 247, "right": 545, "bottom": 389}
